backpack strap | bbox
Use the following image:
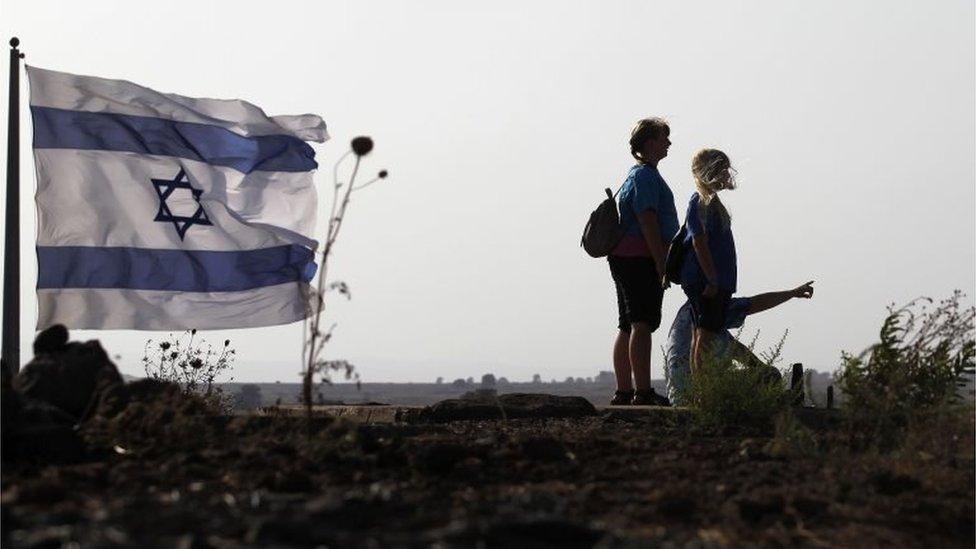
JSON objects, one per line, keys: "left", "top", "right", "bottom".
{"left": 605, "top": 183, "right": 625, "bottom": 200}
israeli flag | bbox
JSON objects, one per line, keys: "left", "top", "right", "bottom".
{"left": 28, "top": 66, "right": 328, "bottom": 330}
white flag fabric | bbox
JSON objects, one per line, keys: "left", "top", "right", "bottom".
{"left": 28, "top": 66, "right": 328, "bottom": 330}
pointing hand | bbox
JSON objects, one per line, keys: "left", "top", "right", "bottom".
{"left": 792, "top": 281, "right": 815, "bottom": 299}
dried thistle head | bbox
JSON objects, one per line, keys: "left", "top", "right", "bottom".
{"left": 351, "top": 136, "right": 374, "bottom": 156}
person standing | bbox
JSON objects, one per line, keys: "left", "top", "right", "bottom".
{"left": 608, "top": 118, "right": 679, "bottom": 406}
{"left": 679, "top": 148, "right": 739, "bottom": 373}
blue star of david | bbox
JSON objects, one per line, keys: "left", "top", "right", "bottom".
{"left": 151, "top": 168, "right": 212, "bottom": 240}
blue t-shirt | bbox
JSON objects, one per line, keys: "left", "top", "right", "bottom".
{"left": 680, "top": 192, "right": 737, "bottom": 292}
{"left": 616, "top": 164, "right": 679, "bottom": 244}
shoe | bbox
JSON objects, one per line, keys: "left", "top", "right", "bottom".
{"left": 632, "top": 389, "right": 671, "bottom": 407}
{"left": 610, "top": 389, "right": 634, "bottom": 406}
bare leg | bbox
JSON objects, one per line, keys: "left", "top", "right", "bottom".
{"left": 629, "top": 322, "right": 652, "bottom": 391}
{"left": 727, "top": 337, "right": 764, "bottom": 368}
{"left": 726, "top": 337, "right": 782, "bottom": 383}
{"left": 693, "top": 328, "right": 720, "bottom": 371}
{"left": 612, "top": 330, "right": 633, "bottom": 391}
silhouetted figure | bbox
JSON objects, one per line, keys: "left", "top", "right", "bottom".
{"left": 678, "top": 149, "right": 739, "bottom": 375}
{"left": 607, "top": 118, "right": 677, "bottom": 406}
{"left": 664, "top": 283, "right": 814, "bottom": 405}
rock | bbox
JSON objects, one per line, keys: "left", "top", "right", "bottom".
{"left": 32, "top": 324, "right": 68, "bottom": 355}
{"left": 416, "top": 393, "right": 597, "bottom": 423}
{"left": 13, "top": 325, "right": 123, "bottom": 420}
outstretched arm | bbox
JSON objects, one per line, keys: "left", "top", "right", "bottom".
{"left": 747, "top": 281, "right": 815, "bottom": 315}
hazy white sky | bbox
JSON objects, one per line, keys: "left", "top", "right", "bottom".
{"left": 1, "top": 1, "right": 973, "bottom": 383}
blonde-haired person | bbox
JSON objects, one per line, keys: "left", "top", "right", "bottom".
{"left": 607, "top": 118, "right": 679, "bottom": 406}
{"left": 679, "top": 148, "right": 739, "bottom": 372}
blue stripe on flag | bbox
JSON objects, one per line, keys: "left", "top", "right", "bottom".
{"left": 31, "top": 106, "right": 318, "bottom": 173}
{"left": 37, "top": 245, "right": 317, "bottom": 292}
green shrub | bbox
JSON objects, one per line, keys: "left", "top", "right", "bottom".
{"left": 689, "top": 333, "right": 792, "bottom": 434}
{"left": 835, "top": 291, "right": 975, "bottom": 450}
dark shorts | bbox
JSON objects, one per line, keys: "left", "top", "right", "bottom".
{"left": 682, "top": 281, "right": 733, "bottom": 333}
{"left": 608, "top": 255, "right": 664, "bottom": 333}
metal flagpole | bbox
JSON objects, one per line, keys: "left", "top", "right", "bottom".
{"left": 2, "top": 37, "right": 23, "bottom": 372}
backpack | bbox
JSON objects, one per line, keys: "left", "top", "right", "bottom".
{"left": 581, "top": 187, "right": 625, "bottom": 258}
{"left": 664, "top": 223, "right": 688, "bottom": 284}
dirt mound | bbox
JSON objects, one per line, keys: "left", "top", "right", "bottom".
{"left": 83, "top": 378, "right": 227, "bottom": 458}
{"left": 2, "top": 326, "right": 227, "bottom": 466}
{"left": 2, "top": 325, "right": 126, "bottom": 465}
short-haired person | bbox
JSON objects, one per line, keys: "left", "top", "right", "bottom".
{"left": 608, "top": 118, "right": 679, "bottom": 406}
{"left": 664, "top": 282, "right": 815, "bottom": 405}
{"left": 679, "top": 148, "right": 740, "bottom": 373}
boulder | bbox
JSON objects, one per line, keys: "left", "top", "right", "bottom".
{"left": 13, "top": 325, "right": 124, "bottom": 420}
{"left": 414, "top": 393, "right": 597, "bottom": 423}
{"left": 32, "top": 323, "right": 68, "bottom": 354}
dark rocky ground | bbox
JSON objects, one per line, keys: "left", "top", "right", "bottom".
{"left": 3, "top": 401, "right": 974, "bottom": 547}
{"left": 2, "top": 327, "right": 973, "bottom": 548}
